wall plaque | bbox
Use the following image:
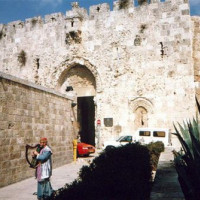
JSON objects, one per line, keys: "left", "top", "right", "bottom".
{"left": 104, "top": 118, "right": 113, "bottom": 127}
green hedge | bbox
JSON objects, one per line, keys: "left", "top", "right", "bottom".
{"left": 51, "top": 142, "right": 164, "bottom": 200}
{"left": 146, "top": 141, "right": 165, "bottom": 171}
{"left": 51, "top": 143, "right": 151, "bottom": 200}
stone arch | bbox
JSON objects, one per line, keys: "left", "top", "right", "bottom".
{"left": 57, "top": 64, "right": 96, "bottom": 96}
{"left": 54, "top": 57, "right": 102, "bottom": 146}
{"left": 55, "top": 57, "right": 102, "bottom": 94}
{"left": 129, "top": 97, "right": 154, "bottom": 129}
{"left": 130, "top": 97, "right": 154, "bottom": 113}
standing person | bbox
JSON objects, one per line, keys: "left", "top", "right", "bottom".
{"left": 33, "top": 137, "right": 53, "bottom": 200}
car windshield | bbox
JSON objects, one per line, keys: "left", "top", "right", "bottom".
{"left": 120, "top": 136, "right": 132, "bottom": 142}
{"left": 116, "top": 136, "right": 124, "bottom": 142}
{"left": 116, "top": 136, "right": 132, "bottom": 142}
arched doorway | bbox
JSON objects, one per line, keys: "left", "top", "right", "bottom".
{"left": 78, "top": 96, "right": 95, "bottom": 145}
{"left": 58, "top": 64, "right": 96, "bottom": 146}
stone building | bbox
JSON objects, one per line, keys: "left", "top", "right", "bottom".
{"left": 0, "top": 0, "right": 200, "bottom": 186}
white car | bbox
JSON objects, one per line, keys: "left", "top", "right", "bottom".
{"left": 103, "top": 135, "right": 134, "bottom": 149}
{"left": 135, "top": 128, "right": 171, "bottom": 146}
{"left": 103, "top": 128, "right": 171, "bottom": 150}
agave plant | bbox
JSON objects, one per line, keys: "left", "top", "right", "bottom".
{"left": 172, "top": 97, "right": 200, "bottom": 200}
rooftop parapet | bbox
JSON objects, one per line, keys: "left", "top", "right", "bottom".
{"left": 25, "top": 16, "right": 43, "bottom": 29}
{"left": 150, "top": 0, "right": 160, "bottom": 3}
{"left": 113, "top": 0, "right": 134, "bottom": 11}
{"left": 66, "top": 2, "right": 88, "bottom": 20}
{"left": 89, "top": 3, "right": 110, "bottom": 18}
{"left": 0, "top": 0, "right": 193, "bottom": 33}
{"left": 3, "top": 17, "right": 44, "bottom": 33}
{"left": 7, "top": 20, "right": 24, "bottom": 30}
{"left": 44, "top": 12, "right": 64, "bottom": 23}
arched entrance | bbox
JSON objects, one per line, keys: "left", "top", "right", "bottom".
{"left": 77, "top": 96, "right": 95, "bottom": 145}
{"left": 57, "top": 64, "right": 96, "bottom": 146}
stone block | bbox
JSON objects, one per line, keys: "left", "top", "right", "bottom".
{"left": 181, "top": 9, "right": 189, "bottom": 15}
{"left": 0, "top": 0, "right": 198, "bottom": 188}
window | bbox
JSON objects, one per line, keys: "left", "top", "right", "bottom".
{"left": 153, "top": 131, "right": 165, "bottom": 137}
{"left": 139, "top": 131, "right": 150, "bottom": 137}
{"left": 120, "top": 136, "right": 132, "bottom": 142}
{"left": 116, "top": 136, "right": 123, "bottom": 142}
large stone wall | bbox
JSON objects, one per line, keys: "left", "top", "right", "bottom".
{"left": 192, "top": 17, "right": 200, "bottom": 99}
{"left": 0, "top": 72, "right": 75, "bottom": 187}
{"left": 0, "top": 0, "right": 199, "bottom": 148}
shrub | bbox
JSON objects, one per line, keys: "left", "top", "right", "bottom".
{"left": 51, "top": 143, "right": 152, "bottom": 200}
{"left": 140, "top": 24, "right": 147, "bottom": 33}
{"left": 18, "top": 50, "right": 26, "bottom": 66}
{"left": 138, "top": 0, "right": 148, "bottom": 5}
{"left": 146, "top": 141, "right": 164, "bottom": 154}
{"left": 65, "top": 31, "right": 82, "bottom": 45}
{"left": 0, "top": 30, "right": 3, "bottom": 40}
{"left": 31, "top": 18, "right": 37, "bottom": 27}
{"left": 146, "top": 141, "right": 164, "bottom": 171}
{"left": 119, "top": 0, "right": 129, "bottom": 9}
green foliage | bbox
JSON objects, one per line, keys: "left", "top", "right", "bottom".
{"left": 146, "top": 141, "right": 165, "bottom": 170}
{"left": 138, "top": 0, "right": 148, "bottom": 5}
{"left": 146, "top": 141, "right": 164, "bottom": 153}
{"left": 18, "top": 50, "right": 26, "bottom": 66}
{"left": 0, "top": 30, "right": 3, "bottom": 40}
{"left": 140, "top": 24, "right": 147, "bottom": 33}
{"left": 0, "top": 25, "right": 5, "bottom": 40}
{"left": 119, "top": 0, "right": 129, "bottom": 9}
{"left": 51, "top": 143, "right": 153, "bottom": 200}
{"left": 65, "top": 31, "right": 82, "bottom": 44}
{"left": 173, "top": 97, "right": 200, "bottom": 200}
{"left": 31, "top": 18, "right": 37, "bottom": 26}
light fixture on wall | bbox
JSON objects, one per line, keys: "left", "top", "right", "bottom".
{"left": 71, "top": 102, "right": 77, "bottom": 107}
{"left": 66, "top": 86, "right": 73, "bottom": 92}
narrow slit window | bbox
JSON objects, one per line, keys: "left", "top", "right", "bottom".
{"left": 36, "top": 58, "right": 40, "bottom": 69}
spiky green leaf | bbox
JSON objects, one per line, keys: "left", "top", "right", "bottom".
{"left": 191, "top": 118, "right": 200, "bottom": 140}
{"left": 178, "top": 121, "right": 193, "bottom": 155}
{"left": 173, "top": 124, "right": 194, "bottom": 161}
{"left": 188, "top": 122, "right": 200, "bottom": 159}
{"left": 195, "top": 97, "right": 200, "bottom": 114}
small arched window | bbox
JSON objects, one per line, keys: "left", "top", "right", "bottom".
{"left": 135, "top": 106, "right": 148, "bottom": 129}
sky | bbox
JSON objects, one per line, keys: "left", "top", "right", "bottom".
{"left": 0, "top": 0, "right": 199, "bottom": 24}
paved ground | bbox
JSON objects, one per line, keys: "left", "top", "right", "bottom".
{"left": 150, "top": 147, "right": 185, "bottom": 200}
{"left": 0, "top": 148, "right": 185, "bottom": 200}
{"left": 0, "top": 157, "right": 92, "bottom": 200}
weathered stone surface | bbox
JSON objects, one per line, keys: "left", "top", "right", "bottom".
{"left": 0, "top": 0, "right": 200, "bottom": 186}
{"left": 0, "top": 73, "right": 75, "bottom": 188}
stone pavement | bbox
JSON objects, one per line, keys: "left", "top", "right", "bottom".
{"left": 0, "top": 148, "right": 185, "bottom": 200}
{"left": 0, "top": 157, "right": 91, "bottom": 200}
{"left": 150, "top": 146, "right": 185, "bottom": 200}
